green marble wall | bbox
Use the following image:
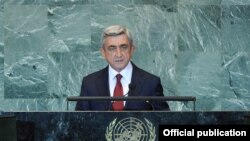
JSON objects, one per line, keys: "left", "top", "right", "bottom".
{"left": 0, "top": 0, "right": 250, "bottom": 111}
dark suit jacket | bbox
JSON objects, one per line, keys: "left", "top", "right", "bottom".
{"left": 75, "top": 63, "right": 170, "bottom": 111}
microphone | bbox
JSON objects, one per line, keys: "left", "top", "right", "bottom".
{"left": 108, "top": 83, "right": 136, "bottom": 111}
{"left": 128, "top": 83, "right": 136, "bottom": 96}
{"left": 128, "top": 83, "right": 155, "bottom": 110}
{"left": 128, "top": 83, "right": 154, "bottom": 110}
{"left": 145, "top": 100, "right": 155, "bottom": 111}
{"left": 108, "top": 101, "right": 114, "bottom": 111}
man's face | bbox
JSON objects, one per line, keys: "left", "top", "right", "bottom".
{"left": 101, "top": 34, "right": 135, "bottom": 72}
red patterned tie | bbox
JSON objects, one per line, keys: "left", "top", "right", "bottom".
{"left": 112, "top": 74, "right": 124, "bottom": 110}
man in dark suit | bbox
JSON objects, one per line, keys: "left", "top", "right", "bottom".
{"left": 75, "top": 25, "right": 170, "bottom": 111}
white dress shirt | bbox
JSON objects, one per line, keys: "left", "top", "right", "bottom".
{"left": 108, "top": 62, "right": 133, "bottom": 102}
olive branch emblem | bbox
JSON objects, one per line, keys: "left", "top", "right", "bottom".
{"left": 105, "top": 118, "right": 116, "bottom": 141}
{"left": 145, "top": 118, "right": 156, "bottom": 141}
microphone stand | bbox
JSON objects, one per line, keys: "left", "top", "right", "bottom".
{"left": 108, "top": 86, "right": 132, "bottom": 111}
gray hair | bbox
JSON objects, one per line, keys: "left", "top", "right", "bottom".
{"left": 101, "top": 25, "right": 133, "bottom": 48}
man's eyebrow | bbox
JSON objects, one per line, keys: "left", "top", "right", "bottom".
{"left": 119, "top": 44, "right": 128, "bottom": 47}
{"left": 108, "top": 45, "right": 117, "bottom": 48}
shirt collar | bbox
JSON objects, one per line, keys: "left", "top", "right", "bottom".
{"left": 109, "top": 62, "right": 133, "bottom": 81}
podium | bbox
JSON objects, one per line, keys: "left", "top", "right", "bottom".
{"left": 0, "top": 115, "right": 35, "bottom": 141}
{"left": 1, "top": 111, "right": 249, "bottom": 140}
{"left": 0, "top": 115, "right": 17, "bottom": 141}
{"left": 66, "top": 96, "right": 196, "bottom": 111}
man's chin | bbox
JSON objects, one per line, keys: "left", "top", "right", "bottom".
{"left": 114, "top": 62, "right": 125, "bottom": 66}
{"left": 113, "top": 65, "right": 126, "bottom": 72}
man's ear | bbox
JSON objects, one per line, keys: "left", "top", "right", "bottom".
{"left": 100, "top": 47, "right": 106, "bottom": 58}
{"left": 131, "top": 45, "right": 135, "bottom": 53}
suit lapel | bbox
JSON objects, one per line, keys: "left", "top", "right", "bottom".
{"left": 95, "top": 66, "right": 111, "bottom": 110}
{"left": 124, "top": 63, "right": 145, "bottom": 109}
{"left": 96, "top": 66, "right": 110, "bottom": 97}
{"left": 129, "top": 63, "right": 144, "bottom": 96}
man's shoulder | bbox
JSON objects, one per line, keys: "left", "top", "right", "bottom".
{"left": 133, "top": 64, "right": 160, "bottom": 80}
{"left": 83, "top": 67, "right": 107, "bottom": 81}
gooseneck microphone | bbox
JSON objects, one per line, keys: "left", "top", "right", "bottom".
{"left": 129, "top": 83, "right": 154, "bottom": 110}
{"left": 128, "top": 83, "right": 136, "bottom": 96}
{"left": 145, "top": 100, "right": 155, "bottom": 110}
{"left": 108, "top": 83, "right": 136, "bottom": 111}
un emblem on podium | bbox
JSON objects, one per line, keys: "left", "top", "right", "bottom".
{"left": 105, "top": 117, "right": 155, "bottom": 141}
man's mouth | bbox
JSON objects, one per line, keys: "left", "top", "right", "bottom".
{"left": 115, "top": 59, "right": 123, "bottom": 62}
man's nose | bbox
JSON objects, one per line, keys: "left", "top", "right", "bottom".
{"left": 115, "top": 48, "right": 122, "bottom": 57}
